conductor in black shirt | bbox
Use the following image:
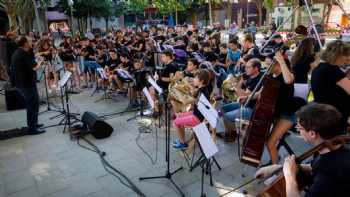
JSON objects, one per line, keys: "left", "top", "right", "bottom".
{"left": 255, "top": 103, "right": 350, "bottom": 197}
{"left": 11, "top": 36, "right": 45, "bottom": 135}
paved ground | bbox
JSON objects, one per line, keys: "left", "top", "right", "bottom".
{"left": 0, "top": 83, "right": 311, "bottom": 197}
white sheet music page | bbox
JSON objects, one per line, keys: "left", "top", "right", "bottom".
{"left": 58, "top": 71, "right": 72, "bottom": 87}
{"left": 143, "top": 87, "right": 154, "bottom": 109}
{"left": 193, "top": 123, "right": 218, "bottom": 159}
{"left": 147, "top": 77, "right": 163, "bottom": 94}
{"left": 97, "top": 68, "right": 108, "bottom": 80}
{"left": 197, "top": 93, "right": 219, "bottom": 129}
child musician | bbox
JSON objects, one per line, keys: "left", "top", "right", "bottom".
{"left": 172, "top": 69, "right": 211, "bottom": 150}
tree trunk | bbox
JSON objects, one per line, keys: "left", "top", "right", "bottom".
{"left": 257, "top": 1, "right": 263, "bottom": 26}
{"left": 226, "top": 2, "right": 233, "bottom": 25}
{"left": 291, "top": 7, "right": 294, "bottom": 30}
{"left": 208, "top": 0, "right": 212, "bottom": 26}
{"left": 175, "top": 10, "right": 178, "bottom": 25}
{"left": 297, "top": 7, "right": 302, "bottom": 26}
{"left": 105, "top": 17, "right": 109, "bottom": 31}
{"left": 191, "top": 11, "right": 197, "bottom": 27}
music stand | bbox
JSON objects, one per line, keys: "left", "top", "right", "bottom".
{"left": 94, "top": 68, "right": 117, "bottom": 103}
{"left": 39, "top": 61, "right": 62, "bottom": 115}
{"left": 42, "top": 71, "right": 80, "bottom": 133}
{"left": 139, "top": 80, "right": 185, "bottom": 197}
{"left": 192, "top": 123, "right": 219, "bottom": 197}
{"left": 189, "top": 94, "right": 222, "bottom": 172}
{"left": 98, "top": 70, "right": 140, "bottom": 120}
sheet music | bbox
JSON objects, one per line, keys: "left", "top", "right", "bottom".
{"left": 97, "top": 68, "right": 108, "bottom": 80}
{"left": 147, "top": 77, "right": 163, "bottom": 94}
{"left": 193, "top": 123, "right": 218, "bottom": 159}
{"left": 58, "top": 71, "right": 72, "bottom": 87}
{"left": 116, "top": 69, "right": 134, "bottom": 82}
{"left": 197, "top": 94, "right": 221, "bottom": 129}
{"left": 143, "top": 87, "right": 154, "bottom": 109}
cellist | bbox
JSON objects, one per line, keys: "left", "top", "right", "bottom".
{"left": 255, "top": 103, "right": 350, "bottom": 197}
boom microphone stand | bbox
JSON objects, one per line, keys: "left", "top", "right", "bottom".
{"left": 139, "top": 93, "right": 185, "bottom": 197}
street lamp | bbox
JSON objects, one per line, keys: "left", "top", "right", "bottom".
{"left": 246, "top": 0, "right": 251, "bottom": 26}
{"left": 67, "top": 0, "right": 74, "bottom": 35}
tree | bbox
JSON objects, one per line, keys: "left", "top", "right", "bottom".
{"left": 153, "top": 0, "right": 185, "bottom": 24}
{"left": 0, "top": 0, "right": 50, "bottom": 33}
{"left": 263, "top": 0, "right": 274, "bottom": 26}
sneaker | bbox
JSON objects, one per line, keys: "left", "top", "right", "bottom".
{"left": 172, "top": 139, "right": 181, "bottom": 146}
{"left": 172, "top": 142, "right": 188, "bottom": 150}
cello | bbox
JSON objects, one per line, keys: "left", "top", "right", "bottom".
{"left": 259, "top": 135, "right": 350, "bottom": 197}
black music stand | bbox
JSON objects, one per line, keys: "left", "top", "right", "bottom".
{"left": 139, "top": 91, "right": 185, "bottom": 197}
{"left": 193, "top": 123, "right": 220, "bottom": 197}
{"left": 42, "top": 71, "right": 80, "bottom": 132}
{"left": 94, "top": 68, "right": 117, "bottom": 103}
{"left": 39, "top": 62, "right": 62, "bottom": 115}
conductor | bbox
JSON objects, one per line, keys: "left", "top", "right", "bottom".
{"left": 11, "top": 36, "right": 46, "bottom": 135}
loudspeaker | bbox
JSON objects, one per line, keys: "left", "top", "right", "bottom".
{"left": 81, "top": 111, "right": 114, "bottom": 139}
{"left": 5, "top": 85, "right": 25, "bottom": 111}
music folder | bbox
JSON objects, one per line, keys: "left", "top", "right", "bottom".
{"left": 142, "top": 87, "right": 154, "bottom": 109}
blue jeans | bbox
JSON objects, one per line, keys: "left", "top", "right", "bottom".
{"left": 20, "top": 86, "right": 39, "bottom": 131}
{"left": 84, "top": 61, "right": 101, "bottom": 73}
{"left": 222, "top": 102, "right": 253, "bottom": 122}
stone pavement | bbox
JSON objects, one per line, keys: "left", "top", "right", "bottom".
{"left": 0, "top": 87, "right": 311, "bottom": 197}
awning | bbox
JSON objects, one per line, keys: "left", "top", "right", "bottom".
{"left": 46, "top": 11, "right": 68, "bottom": 21}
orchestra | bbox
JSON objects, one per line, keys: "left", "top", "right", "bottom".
{"left": 5, "top": 24, "right": 350, "bottom": 196}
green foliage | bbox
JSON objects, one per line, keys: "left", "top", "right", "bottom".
{"left": 153, "top": 0, "right": 185, "bottom": 15}
{"left": 126, "top": 0, "right": 149, "bottom": 15}
{"left": 263, "top": 0, "right": 274, "bottom": 11}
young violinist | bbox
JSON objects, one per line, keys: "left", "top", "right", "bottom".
{"left": 255, "top": 103, "right": 350, "bottom": 197}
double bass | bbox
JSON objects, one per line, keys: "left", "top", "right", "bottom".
{"left": 259, "top": 135, "right": 350, "bottom": 197}
{"left": 240, "top": 75, "right": 280, "bottom": 166}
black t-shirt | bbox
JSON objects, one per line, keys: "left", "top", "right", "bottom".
{"left": 272, "top": 74, "right": 295, "bottom": 117}
{"left": 311, "top": 63, "right": 350, "bottom": 129}
{"left": 305, "top": 146, "right": 350, "bottom": 197}
{"left": 97, "top": 54, "right": 108, "bottom": 68}
{"left": 293, "top": 54, "right": 315, "bottom": 83}
{"left": 121, "top": 61, "right": 134, "bottom": 73}
{"left": 84, "top": 45, "right": 95, "bottom": 61}
{"left": 245, "top": 72, "right": 263, "bottom": 108}
{"left": 106, "top": 58, "right": 120, "bottom": 70}
{"left": 193, "top": 86, "right": 210, "bottom": 122}
{"left": 158, "top": 61, "right": 178, "bottom": 90}
{"left": 11, "top": 48, "right": 37, "bottom": 88}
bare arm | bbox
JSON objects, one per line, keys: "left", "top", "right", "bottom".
{"left": 275, "top": 52, "right": 294, "bottom": 84}
{"left": 336, "top": 77, "right": 350, "bottom": 95}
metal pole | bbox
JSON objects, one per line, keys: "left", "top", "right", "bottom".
{"left": 246, "top": 0, "right": 249, "bottom": 25}
{"left": 303, "top": 0, "right": 323, "bottom": 49}
{"left": 70, "top": 6, "right": 74, "bottom": 35}
{"left": 209, "top": 0, "right": 213, "bottom": 26}
{"left": 32, "top": 0, "right": 42, "bottom": 36}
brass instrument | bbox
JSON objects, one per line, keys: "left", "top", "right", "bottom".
{"left": 168, "top": 71, "right": 197, "bottom": 112}
{"left": 222, "top": 74, "right": 242, "bottom": 102}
